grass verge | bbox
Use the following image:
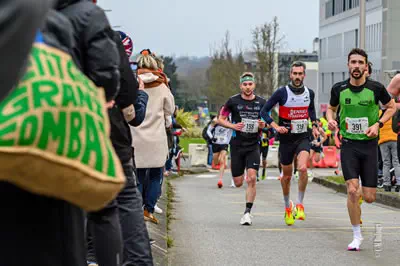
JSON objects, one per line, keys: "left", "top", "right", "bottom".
{"left": 166, "top": 177, "right": 175, "bottom": 248}
{"left": 325, "top": 176, "right": 345, "bottom": 184}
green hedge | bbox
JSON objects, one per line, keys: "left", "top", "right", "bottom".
{"left": 179, "top": 138, "right": 206, "bottom": 153}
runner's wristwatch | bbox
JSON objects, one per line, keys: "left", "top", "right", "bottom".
{"left": 378, "top": 120, "right": 384, "bottom": 128}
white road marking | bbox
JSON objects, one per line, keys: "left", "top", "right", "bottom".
{"left": 196, "top": 174, "right": 217, "bottom": 179}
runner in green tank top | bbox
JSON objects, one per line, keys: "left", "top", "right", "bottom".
{"left": 326, "top": 48, "right": 396, "bottom": 252}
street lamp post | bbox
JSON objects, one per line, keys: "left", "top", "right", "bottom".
{"left": 359, "top": 0, "right": 366, "bottom": 49}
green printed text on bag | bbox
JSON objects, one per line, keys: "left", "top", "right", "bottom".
{"left": 0, "top": 43, "right": 125, "bottom": 211}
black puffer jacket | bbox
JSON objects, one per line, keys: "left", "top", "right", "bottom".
{"left": 0, "top": 10, "right": 87, "bottom": 266}
{"left": 0, "top": 0, "right": 53, "bottom": 101}
{"left": 56, "top": 0, "right": 120, "bottom": 101}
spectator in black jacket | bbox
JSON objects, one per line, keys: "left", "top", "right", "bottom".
{"left": 0, "top": 9, "right": 87, "bottom": 266}
{"left": 55, "top": 1, "right": 123, "bottom": 265}
{"left": 56, "top": 0, "right": 120, "bottom": 102}
{"left": 0, "top": 0, "right": 54, "bottom": 100}
{"left": 87, "top": 30, "right": 154, "bottom": 266}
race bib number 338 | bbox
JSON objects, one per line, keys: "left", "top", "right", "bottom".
{"left": 346, "top": 117, "right": 369, "bottom": 134}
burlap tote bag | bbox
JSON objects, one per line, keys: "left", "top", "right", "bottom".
{"left": 0, "top": 42, "right": 125, "bottom": 211}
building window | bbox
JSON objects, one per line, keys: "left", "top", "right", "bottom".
{"left": 342, "top": 72, "right": 346, "bottom": 80}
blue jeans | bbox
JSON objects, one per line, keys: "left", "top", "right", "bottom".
{"left": 165, "top": 155, "right": 173, "bottom": 171}
{"left": 208, "top": 144, "right": 213, "bottom": 165}
{"left": 137, "top": 167, "right": 163, "bottom": 213}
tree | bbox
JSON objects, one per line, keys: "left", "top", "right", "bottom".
{"left": 206, "top": 31, "right": 245, "bottom": 110}
{"left": 161, "top": 56, "right": 179, "bottom": 94}
{"left": 252, "top": 17, "right": 284, "bottom": 97}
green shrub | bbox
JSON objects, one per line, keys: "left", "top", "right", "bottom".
{"left": 175, "top": 109, "right": 196, "bottom": 129}
{"left": 182, "top": 127, "right": 202, "bottom": 138}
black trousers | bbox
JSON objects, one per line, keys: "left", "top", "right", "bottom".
{"left": 87, "top": 161, "right": 153, "bottom": 266}
{"left": 0, "top": 182, "right": 86, "bottom": 266}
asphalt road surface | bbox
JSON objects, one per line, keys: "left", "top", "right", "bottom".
{"left": 169, "top": 169, "right": 400, "bottom": 266}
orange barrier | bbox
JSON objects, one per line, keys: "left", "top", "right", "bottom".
{"left": 308, "top": 146, "right": 339, "bottom": 168}
{"left": 322, "top": 146, "right": 338, "bottom": 168}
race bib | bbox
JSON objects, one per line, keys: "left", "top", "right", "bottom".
{"left": 241, "top": 118, "right": 259, "bottom": 133}
{"left": 214, "top": 126, "right": 232, "bottom": 144}
{"left": 291, "top": 119, "right": 308, "bottom": 134}
{"left": 346, "top": 117, "right": 369, "bottom": 134}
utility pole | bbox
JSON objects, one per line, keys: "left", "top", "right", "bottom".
{"left": 359, "top": 0, "right": 366, "bottom": 49}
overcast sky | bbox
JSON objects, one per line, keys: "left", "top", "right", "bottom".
{"left": 98, "top": 0, "right": 319, "bottom": 57}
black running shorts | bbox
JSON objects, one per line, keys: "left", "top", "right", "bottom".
{"left": 212, "top": 144, "right": 229, "bottom": 154}
{"left": 310, "top": 144, "right": 322, "bottom": 153}
{"left": 279, "top": 138, "right": 310, "bottom": 165}
{"left": 230, "top": 144, "right": 260, "bottom": 177}
{"left": 341, "top": 138, "right": 378, "bottom": 188}
{"left": 260, "top": 145, "right": 269, "bottom": 160}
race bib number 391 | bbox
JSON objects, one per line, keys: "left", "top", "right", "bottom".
{"left": 291, "top": 119, "right": 308, "bottom": 134}
{"left": 346, "top": 117, "right": 369, "bottom": 134}
{"left": 241, "top": 118, "right": 259, "bottom": 133}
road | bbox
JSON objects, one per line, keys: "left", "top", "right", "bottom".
{"left": 169, "top": 169, "right": 400, "bottom": 266}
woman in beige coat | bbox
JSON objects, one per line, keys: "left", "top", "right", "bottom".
{"left": 131, "top": 50, "right": 175, "bottom": 224}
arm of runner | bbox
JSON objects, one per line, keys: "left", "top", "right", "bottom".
{"left": 309, "top": 90, "right": 319, "bottom": 138}
{"left": 327, "top": 85, "right": 340, "bottom": 131}
{"left": 218, "top": 101, "right": 244, "bottom": 131}
{"left": 319, "top": 128, "right": 327, "bottom": 145}
{"left": 387, "top": 74, "right": 400, "bottom": 110}
{"left": 377, "top": 87, "right": 396, "bottom": 125}
{"left": 260, "top": 89, "right": 288, "bottom": 134}
{"left": 206, "top": 123, "right": 215, "bottom": 140}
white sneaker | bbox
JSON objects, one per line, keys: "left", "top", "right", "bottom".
{"left": 154, "top": 204, "right": 163, "bottom": 214}
{"left": 347, "top": 237, "right": 363, "bottom": 251}
{"left": 240, "top": 212, "right": 252, "bottom": 226}
{"left": 230, "top": 182, "right": 236, "bottom": 188}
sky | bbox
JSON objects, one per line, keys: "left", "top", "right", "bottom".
{"left": 98, "top": 0, "right": 319, "bottom": 57}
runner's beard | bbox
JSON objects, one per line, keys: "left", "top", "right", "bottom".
{"left": 292, "top": 79, "right": 303, "bottom": 87}
{"left": 351, "top": 70, "right": 362, "bottom": 80}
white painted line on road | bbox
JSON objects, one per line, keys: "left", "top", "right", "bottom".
{"left": 152, "top": 244, "right": 167, "bottom": 253}
{"left": 254, "top": 226, "right": 400, "bottom": 231}
{"left": 259, "top": 176, "right": 313, "bottom": 182}
{"left": 196, "top": 174, "right": 217, "bottom": 178}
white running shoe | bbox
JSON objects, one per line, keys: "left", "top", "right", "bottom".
{"left": 347, "top": 237, "right": 363, "bottom": 251}
{"left": 230, "top": 181, "right": 236, "bottom": 188}
{"left": 240, "top": 212, "right": 252, "bottom": 226}
{"left": 154, "top": 204, "right": 163, "bottom": 214}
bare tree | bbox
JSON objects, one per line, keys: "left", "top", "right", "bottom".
{"left": 206, "top": 31, "right": 245, "bottom": 109}
{"left": 252, "top": 16, "right": 284, "bottom": 97}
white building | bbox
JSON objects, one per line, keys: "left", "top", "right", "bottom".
{"left": 319, "top": 0, "right": 400, "bottom": 111}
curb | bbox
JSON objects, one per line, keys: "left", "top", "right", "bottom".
{"left": 313, "top": 177, "right": 400, "bottom": 209}
{"left": 180, "top": 167, "right": 209, "bottom": 175}
{"left": 147, "top": 182, "right": 168, "bottom": 266}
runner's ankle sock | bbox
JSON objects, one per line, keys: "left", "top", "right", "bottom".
{"left": 352, "top": 225, "right": 362, "bottom": 239}
{"left": 297, "top": 191, "right": 305, "bottom": 205}
{"left": 284, "top": 195, "right": 290, "bottom": 208}
{"left": 245, "top": 202, "right": 253, "bottom": 214}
